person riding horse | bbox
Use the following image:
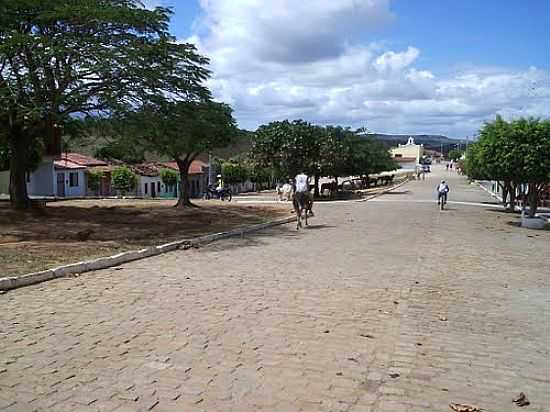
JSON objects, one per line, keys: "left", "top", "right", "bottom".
{"left": 293, "top": 171, "right": 313, "bottom": 229}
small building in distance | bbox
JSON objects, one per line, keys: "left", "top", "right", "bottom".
{"left": 133, "top": 160, "right": 209, "bottom": 199}
{"left": 390, "top": 137, "right": 424, "bottom": 170}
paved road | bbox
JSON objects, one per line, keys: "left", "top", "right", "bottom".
{"left": 2, "top": 167, "right": 550, "bottom": 412}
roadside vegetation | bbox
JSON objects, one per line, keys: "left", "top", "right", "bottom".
{"left": 464, "top": 116, "right": 550, "bottom": 217}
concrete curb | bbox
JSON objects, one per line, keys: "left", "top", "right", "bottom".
{"left": 0, "top": 216, "right": 295, "bottom": 292}
{"left": 477, "top": 182, "right": 505, "bottom": 203}
{"left": 477, "top": 182, "right": 550, "bottom": 223}
{"left": 356, "top": 177, "right": 412, "bottom": 203}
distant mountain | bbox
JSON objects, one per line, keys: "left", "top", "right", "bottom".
{"left": 365, "top": 133, "right": 462, "bottom": 152}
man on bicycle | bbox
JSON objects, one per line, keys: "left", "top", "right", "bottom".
{"left": 437, "top": 180, "right": 450, "bottom": 205}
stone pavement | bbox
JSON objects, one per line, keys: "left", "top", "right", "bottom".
{"left": 1, "top": 167, "right": 550, "bottom": 411}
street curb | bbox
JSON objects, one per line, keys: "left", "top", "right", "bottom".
{"left": 477, "top": 182, "right": 505, "bottom": 203}
{"left": 357, "top": 177, "right": 412, "bottom": 202}
{"left": 0, "top": 216, "right": 295, "bottom": 292}
{"left": 477, "top": 182, "right": 550, "bottom": 223}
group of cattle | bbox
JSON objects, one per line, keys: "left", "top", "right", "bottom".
{"left": 276, "top": 174, "right": 396, "bottom": 201}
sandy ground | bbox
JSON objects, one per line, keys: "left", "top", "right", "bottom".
{"left": 0, "top": 199, "right": 289, "bottom": 276}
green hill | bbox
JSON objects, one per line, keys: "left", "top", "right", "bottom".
{"left": 364, "top": 133, "right": 463, "bottom": 152}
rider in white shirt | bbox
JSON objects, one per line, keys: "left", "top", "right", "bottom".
{"left": 436, "top": 180, "right": 450, "bottom": 205}
{"left": 215, "top": 174, "right": 224, "bottom": 197}
{"left": 295, "top": 172, "right": 309, "bottom": 193}
{"left": 294, "top": 171, "right": 314, "bottom": 216}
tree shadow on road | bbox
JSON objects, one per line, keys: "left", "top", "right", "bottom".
{"left": 196, "top": 222, "right": 336, "bottom": 253}
{"left": 383, "top": 190, "right": 411, "bottom": 195}
{"left": 199, "top": 224, "right": 301, "bottom": 252}
{"left": 506, "top": 221, "right": 550, "bottom": 231}
{"left": 304, "top": 224, "right": 336, "bottom": 230}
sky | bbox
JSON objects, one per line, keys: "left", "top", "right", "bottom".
{"left": 144, "top": 0, "right": 550, "bottom": 138}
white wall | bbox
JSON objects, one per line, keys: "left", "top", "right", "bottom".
{"left": 28, "top": 161, "right": 55, "bottom": 196}
{"left": 137, "top": 175, "right": 165, "bottom": 197}
{"left": 137, "top": 174, "right": 207, "bottom": 198}
{"left": 53, "top": 169, "right": 86, "bottom": 197}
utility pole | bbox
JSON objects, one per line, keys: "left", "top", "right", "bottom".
{"left": 208, "top": 152, "right": 213, "bottom": 187}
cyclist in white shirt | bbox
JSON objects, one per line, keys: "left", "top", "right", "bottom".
{"left": 436, "top": 180, "right": 450, "bottom": 205}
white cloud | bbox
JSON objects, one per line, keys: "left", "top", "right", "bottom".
{"left": 374, "top": 47, "right": 419, "bottom": 72}
{"left": 189, "top": 0, "right": 550, "bottom": 137}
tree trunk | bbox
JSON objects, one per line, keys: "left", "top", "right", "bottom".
{"left": 331, "top": 176, "right": 338, "bottom": 200}
{"left": 527, "top": 183, "right": 539, "bottom": 218}
{"left": 506, "top": 182, "right": 517, "bottom": 212}
{"left": 500, "top": 181, "right": 508, "bottom": 208}
{"left": 314, "top": 174, "right": 320, "bottom": 198}
{"left": 8, "top": 127, "right": 31, "bottom": 209}
{"left": 175, "top": 156, "right": 198, "bottom": 208}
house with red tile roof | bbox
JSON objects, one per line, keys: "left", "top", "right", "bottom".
{"left": 0, "top": 152, "right": 209, "bottom": 199}
{"left": 53, "top": 153, "right": 112, "bottom": 197}
{"left": 132, "top": 160, "right": 208, "bottom": 198}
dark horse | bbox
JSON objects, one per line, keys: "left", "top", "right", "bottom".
{"left": 293, "top": 191, "right": 313, "bottom": 230}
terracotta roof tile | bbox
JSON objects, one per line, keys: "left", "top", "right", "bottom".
{"left": 161, "top": 160, "right": 207, "bottom": 175}
{"left": 59, "top": 153, "right": 108, "bottom": 167}
{"left": 54, "top": 159, "right": 86, "bottom": 169}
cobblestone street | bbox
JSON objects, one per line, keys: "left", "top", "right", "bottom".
{"left": 1, "top": 168, "right": 550, "bottom": 412}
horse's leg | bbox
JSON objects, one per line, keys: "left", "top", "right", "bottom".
{"left": 293, "top": 199, "right": 301, "bottom": 230}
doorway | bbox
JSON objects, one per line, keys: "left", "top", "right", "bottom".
{"left": 56, "top": 173, "right": 65, "bottom": 197}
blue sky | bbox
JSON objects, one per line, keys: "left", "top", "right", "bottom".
{"left": 148, "top": 0, "right": 550, "bottom": 137}
{"left": 166, "top": 0, "right": 550, "bottom": 70}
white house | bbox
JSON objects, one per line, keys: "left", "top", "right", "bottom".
{"left": 132, "top": 161, "right": 208, "bottom": 198}
{"left": 390, "top": 137, "right": 425, "bottom": 170}
{"left": 53, "top": 158, "right": 87, "bottom": 197}
{"left": 0, "top": 158, "right": 58, "bottom": 197}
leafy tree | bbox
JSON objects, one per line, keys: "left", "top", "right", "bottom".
{"left": 464, "top": 116, "right": 550, "bottom": 216}
{"left": 509, "top": 118, "right": 550, "bottom": 217}
{"left": 117, "top": 101, "right": 238, "bottom": 207}
{"left": 95, "top": 140, "right": 146, "bottom": 164}
{"left": 319, "top": 126, "right": 352, "bottom": 186}
{"left": 160, "top": 168, "right": 179, "bottom": 196}
{"left": 465, "top": 116, "right": 521, "bottom": 211}
{"left": 252, "top": 121, "right": 398, "bottom": 197}
{"left": 86, "top": 169, "right": 104, "bottom": 193}
{"left": 253, "top": 120, "right": 324, "bottom": 195}
{"left": 253, "top": 120, "right": 323, "bottom": 178}
{"left": 111, "top": 166, "right": 137, "bottom": 195}
{"left": 222, "top": 161, "right": 248, "bottom": 185}
{"left": 0, "top": 0, "right": 210, "bottom": 208}
{"left": 447, "top": 149, "right": 464, "bottom": 162}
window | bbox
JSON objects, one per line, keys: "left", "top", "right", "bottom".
{"left": 157, "top": 182, "right": 161, "bottom": 192}
{"left": 69, "top": 172, "right": 79, "bottom": 187}
{"left": 394, "top": 154, "right": 403, "bottom": 158}
{"left": 144, "top": 183, "right": 148, "bottom": 194}
{"left": 26, "top": 173, "right": 31, "bottom": 183}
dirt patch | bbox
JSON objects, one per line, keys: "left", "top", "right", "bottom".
{"left": 0, "top": 199, "right": 289, "bottom": 276}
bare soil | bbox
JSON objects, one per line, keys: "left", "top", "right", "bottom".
{"left": 0, "top": 199, "right": 289, "bottom": 276}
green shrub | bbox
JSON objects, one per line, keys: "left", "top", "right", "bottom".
{"left": 111, "top": 166, "right": 137, "bottom": 195}
{"left": 87, "top": 169, "right": 104, "bottom": 192}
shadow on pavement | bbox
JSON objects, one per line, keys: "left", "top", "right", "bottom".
{"left": 305, "top": 224, "right": 336, "bottom": 230}
{"left": 198, "top": 224, "right": 300, "bottom": 252}
{"left": 383, "top": 190, "right": 411, "bottom": 195}
{"left": 506, "top": 221, "right": 550, "bottom": 231}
